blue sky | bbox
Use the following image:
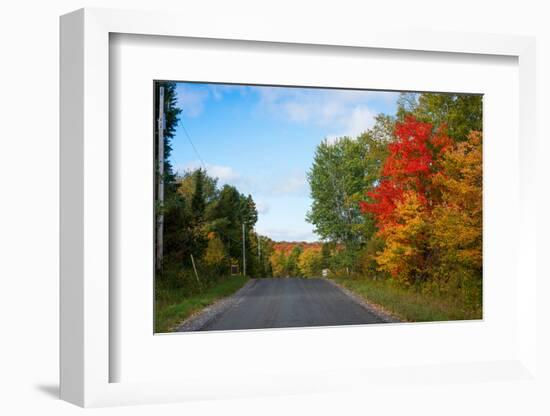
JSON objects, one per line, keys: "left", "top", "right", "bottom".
{"left": 170, "top": 82, "right": 399, "bottom": 242}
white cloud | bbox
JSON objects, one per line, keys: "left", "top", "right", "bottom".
{"left": 206, "top": 165, "right": 241, "bottom": 182}
{"left": 257, "top": 87, "right": 387, "bottom": 141}
{"left": 257, "top": 227, "right": 318, "bottom": 242}
{"left": 208, "top": 84, "right": 249, "bottom": 101}
{"left": 273, "top": 173, "right": 308, "bottom": 195}
{"left": 176, "top": 85, "right": 209, "bottom": 117}
{"left": 256, "top": 200, "right": 270, "bottom": 214}
{"left": 175, "top": 84, "right": 396, "bottom": 138}
{"left": 176, "top": 84, "right": 251, "bottom": 117}
{"left": 325, "top": 105, "right": 376, "bottom": 144}
{"left": 346, "top": 106, "right": 376, "bottom": 136}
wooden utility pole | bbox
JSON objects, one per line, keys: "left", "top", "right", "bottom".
{"left": 242, "top": 223, "right": 246, "bottom": 277}
{"left": 156, "top": 86, "right": 165, "bottom": 270}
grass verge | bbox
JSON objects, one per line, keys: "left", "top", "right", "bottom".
{"left": 155, "top": 275, "right": 249, "bottom": 333}
{"left": 332, "top": 275, "right": 482, "bottom": 323}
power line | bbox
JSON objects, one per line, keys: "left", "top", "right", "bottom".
{"left": 177, "top": 121, "right": 264, "bottom": 252}
{"left": 179, "top": 121, "right": 207, "bottom": 171}
{"left": 178, "top": 120, "right": 248, "bottom": 246}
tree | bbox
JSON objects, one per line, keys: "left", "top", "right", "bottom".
{"left": 360, "top": 113, "right": 483, "bottom": 293}
{"left": 209, "top": 185, "right": 243, "bottom": 259}
{"left": 307, "top": 129, "right": 388, "bottom": 246}
{"left": 360, "top": 116, "right": 453, "bottom": 284}
{"left": 155, "top": 82, "right": 188, "bottom": 274}
{"left": 270, "top": 249, "right": 287, "bottom": 277}
{"left": 178, "top": 168, "right": 219, "bottom": 209}
{"left": 252, "top": 234, "right": 274, "bottom": 278}
{"left": 396, "top": 92, "right": 482, "bottom": 143}
{"left": 298, "top": 247, "right": 323, "bottom": 277}
{"left": 320, "top": 242, "right": 331, "bottom": 269}
{"left": 374, "top": 190, "right": 430, "bottom": 284}
{"left": 430, "top": 131, "right": 482, "bottom": 290}
{"left": 241, "top": 194, "right": 258, "bottom": 229}
{"left": 204, "top": 232, "right": 227, "bottom": 272}
{"left": 191, "top": 168, "right": 207, "bottom": 223}
{"left": 360, "top": 116, "right": 452, "bottom": 230}
{"left": 155, "top": 82, "right": 182, "bottom": 187}
{"left": 270, "top": 243, "right": 311, "bottom": 277}
{"left": 162, "top": 191, "right": 207, "bottom": 270}
{"left": 359, "top": 235, "right": 386, "bottom": 277}
{"left": 287, "top": 246, "right": 303, "bottom": 276}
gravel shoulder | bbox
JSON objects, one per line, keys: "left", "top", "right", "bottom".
{"left": 175, "top": 279, "right": 259, "bottom": 332}
{"left": 323, "top": 278, "right": 402, "bottom": 324}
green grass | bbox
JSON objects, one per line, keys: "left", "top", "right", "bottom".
{"left": 155, "top": 275, "right": 249, "bottom": 333}
{"left": 332, "top": 275, "right": 482, "bottom": 323}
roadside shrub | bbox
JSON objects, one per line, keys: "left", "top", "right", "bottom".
{"left": 359, "top": 236, "right": 387, "bottom": 279}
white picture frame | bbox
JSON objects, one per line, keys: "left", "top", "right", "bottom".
{"left": 60, "top": 7, "right": 537, "bottom": 408}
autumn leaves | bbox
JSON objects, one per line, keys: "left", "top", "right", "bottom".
{"left": 360, "top": 116, "right": 482, "bottom": 306}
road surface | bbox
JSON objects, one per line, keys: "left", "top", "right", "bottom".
{"left": 199, "top": 277, "right": 385, "bottom": 331}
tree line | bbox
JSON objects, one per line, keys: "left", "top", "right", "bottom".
{"left": 155, "top": 82, "right": 274, "bottom": 296}
{"left": 269, "top": 242, "right": 329, "bottom": 277}
{"left": 306, "top": 93, "right": 483, "bottom": 309}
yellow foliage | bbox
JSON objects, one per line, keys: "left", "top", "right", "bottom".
{"left": 297, "top": 247, "right": 323, "bottom": 277}
{"left": 376, "top": 191, "right": 430, "bottom": 284}
{"left": 430, "top": 131, "right": 482, "bottom": 282}
{"left": 270, "top": 250, "right": 287, "bottom": 277}
{"left": 374, "top": 131, "right": 482, "bottom": 289}
{"left": 203, "top": 233, "right": 226, "bottom": 267}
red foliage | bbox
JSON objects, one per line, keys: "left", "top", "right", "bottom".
{"left": 360, "top": 116, "right": 452, "bottom": 229}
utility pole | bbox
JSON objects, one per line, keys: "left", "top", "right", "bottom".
{"left": 242, "top": 222, "right": 246, "bottom": 277}
{"left": 156, "top": 86, "right": 165, "bottom": 271}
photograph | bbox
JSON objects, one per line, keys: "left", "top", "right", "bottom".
{"left": 153, "top": 81, "right": 483, "bottom": 333}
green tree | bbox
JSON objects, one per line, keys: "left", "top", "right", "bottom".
{"left": 320, "top": 242, "right": 332, "bottom": 269}
{"left": 306, "top": 137, "right": 364, "bottom": 245}
{"left": 396, "top": 92, "right": 482, "bottom": 142}
{"left": 155, "top": 82, "right": 182, "bottom": 186}
{"left": 241, "top": 194, "right": 258, "bottom": 229}
{"left": 287, "top": 246, "right": 303, "bottom": 276}
{"left": 191, "top": 168, "right": 207, "bottom": 223}
{"left": 306, "top": 117, "right": 389, "bottom": 248}
{"left": 209, "top": 185, "right": 243, "bottom": 259}
{"left": 162, "top": 192, "right": 207, "bottom": 272}
{"left": 204, "top": 233, "right": 228, "bottom": 274}
{"left": 206, "top": 185, "right": 259, "bottom": 275}
{"left": 258, "top": 236, "right": 275, "bottom": 277}
{"left": 178, "top": 168, "right": 219, "bottom": 209}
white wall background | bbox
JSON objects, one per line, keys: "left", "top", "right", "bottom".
{"left": 0, "top": 1, "right": 548, "bottom": 415}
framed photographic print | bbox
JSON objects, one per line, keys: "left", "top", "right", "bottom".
{"left": 60, "top": 8, "right": 538, "bottom": 408}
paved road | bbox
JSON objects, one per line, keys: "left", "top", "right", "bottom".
{"left": 200, "top": 277, "right": 385, "bottom": 331}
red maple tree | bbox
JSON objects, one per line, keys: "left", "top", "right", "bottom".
{"left": 359, "top": 116, "right": 452, "bottom": 229}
